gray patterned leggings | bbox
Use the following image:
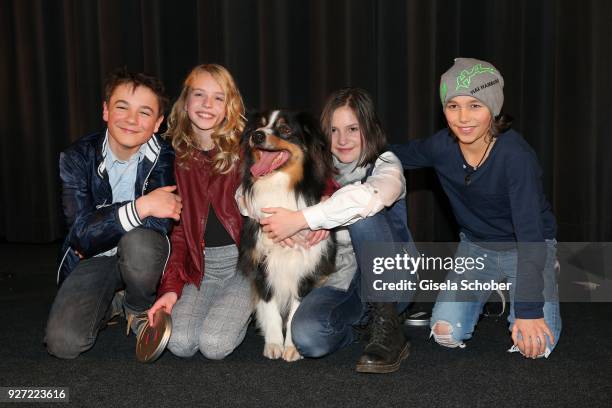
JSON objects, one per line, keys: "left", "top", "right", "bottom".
{"left": 167, "top": 244, "right": 253, "bottom": 360}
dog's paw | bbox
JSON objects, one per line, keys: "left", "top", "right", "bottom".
{"left": 263, "top": 343, "right": 284, "bottom": 359}
{"left": 282, "top": 345, "right": 302, "bottom": 362}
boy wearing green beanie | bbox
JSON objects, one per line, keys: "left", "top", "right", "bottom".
{"left": 393, "top": 58, "right": 561, "bottom": 358}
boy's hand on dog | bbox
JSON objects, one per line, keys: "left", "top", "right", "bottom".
{"left": 260, "top": 207, "right": 308, "bottom": 242}
{"left": 136, "top": 185, "right": 182, "bottom": 221}
{"left": 147, "top": 292, "right": 178, "bottom": 327}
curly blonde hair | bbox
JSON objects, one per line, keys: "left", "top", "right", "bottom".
{"left": 165, "top": 64, "right": 245, "bottom": 173}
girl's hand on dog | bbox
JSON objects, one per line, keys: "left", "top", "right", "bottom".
{"left": 306, "top": 229, "right": 329, "bottom": 246}
{"left": 260, "top": 207, "right": 308, "bottom": 242}
{"left": 279, "top": 229, "right": 329, "bottom": 248}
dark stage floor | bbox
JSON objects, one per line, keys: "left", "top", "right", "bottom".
{"left": 1, "top": 243, "right": 610, "bottom": 407}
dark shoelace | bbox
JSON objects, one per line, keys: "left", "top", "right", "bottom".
{"left": 367, "top": 308, "right": 397, "bottom": 348}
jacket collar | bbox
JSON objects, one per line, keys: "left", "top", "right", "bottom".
{"left": 97, "top": 130, "right": 162, "bottom": 178}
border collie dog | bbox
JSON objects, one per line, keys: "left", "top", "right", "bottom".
{"left": 238, "top": 110, "right": 336, "bottom": 362}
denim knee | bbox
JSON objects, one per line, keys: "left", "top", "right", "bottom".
{"left": 291, "top": 313, "right": 337, "bottom": 358}
{"left": 429, "top": 318, "right": 468, "bottom": 349}
{"left": 117, "top": 228, "right": 168, "bottom": 272}
{"left": 348, "top": 212, "right": 390, "bottom": 240}
{"left": 430, "top": 301, "right": 474, "bottom": 348}
{"left": 45, "top": 322, "right": 93, "bottom": 359}
{"left": 118, "top": 229, "right": 167, "bottom": 312}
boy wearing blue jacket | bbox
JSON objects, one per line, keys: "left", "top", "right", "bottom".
{"left": 45, "top": 69, "right": 182, "bottom": 359}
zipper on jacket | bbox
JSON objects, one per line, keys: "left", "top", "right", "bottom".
{"left": 201, "top": 216, "right": 206, "bottom": 254}
{"left": 142, "top": 154, "right": 159, "bottom": 196}
{"left": 141, "top": 135, "right": 161, "bottom": 196}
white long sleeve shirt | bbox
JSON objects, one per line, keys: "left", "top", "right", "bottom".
{"left": 309, "top": 151, "right": 406, "bottom": 290}
{"left": 303, "top": 151, "right": 406, "bottom": 229}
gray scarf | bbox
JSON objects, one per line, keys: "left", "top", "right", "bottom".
{"left": 333, "top": 156, "right": 370, "bottom": 187}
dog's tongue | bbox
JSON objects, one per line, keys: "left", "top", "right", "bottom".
{"left": 251, "top": 150, "right": 289, "bottom": 177}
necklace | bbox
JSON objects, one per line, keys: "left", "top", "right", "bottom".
{"left": 200, "top": 140, "right": 215, "bottom": 151}
{"left": 464, "top": 137, "right": 493, "bottom": 186}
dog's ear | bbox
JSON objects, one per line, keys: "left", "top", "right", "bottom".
{"left": 241, "top": 109, "right": 261, "bottom": 145}
{"left": 240, "top": 109, "right": 261, "bottom": 194}
{"left": 295, "top": 111, "right": 326, "bottom": 148}
{"left": 296, "top": 111, "right": 335, "bottom": 182}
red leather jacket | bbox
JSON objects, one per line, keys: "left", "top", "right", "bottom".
{"left": 158, "top": 150, "right": 243, "bottom": 298}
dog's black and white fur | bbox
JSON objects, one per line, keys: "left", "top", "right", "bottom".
{"left": 238, "top": 110, "right": 336, "bottom": 362}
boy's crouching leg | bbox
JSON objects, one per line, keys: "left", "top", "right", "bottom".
{"left": 117, "top": 228, "right": 169, "bottom": 316}
{"left": 429, "top": 299, "right": 483, "bottom": 349}
{"left": 45, "top": 256, "right": 119, "bottom": 358}
{"left": 45, "top": 315, "right": 95, "bottom": 359}
{"left": 430, "top": 320, "right": 467, "bottom": 349}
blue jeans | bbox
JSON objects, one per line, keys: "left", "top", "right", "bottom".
{"left": 430, "top": 233, "right": 562, "bottom": 357}
{"left": 45, "top": 228, "right": 169, "bottom": 359}
{"left": 292, "top": 210, "right": 416, "bottom": 358}
{"left": 291, "top": 271, "right": 364, "bottom": 358}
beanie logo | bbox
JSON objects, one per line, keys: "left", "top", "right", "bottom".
{"left": 456, "top": 64, "right": 496, "bottom": 90}
{"left": 440, "top": 82, "right": 447, "bottom": 104}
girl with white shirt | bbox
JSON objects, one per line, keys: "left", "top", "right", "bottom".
{"left": 260, "top": 88, "right": 417, "bottom": 374}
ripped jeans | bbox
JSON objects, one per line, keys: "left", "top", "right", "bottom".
{"left": 430, "top": 233, "right": 562, "bottom": 357}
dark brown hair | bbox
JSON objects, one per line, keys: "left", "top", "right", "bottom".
{"left": 320, "top": 87, "right": 386, "bottom": 167}
{"left": 490, "top": 113, "right": 513, "bottom": 137}
{"left": 104, "top": 67, "right": 168, "bottom": 117}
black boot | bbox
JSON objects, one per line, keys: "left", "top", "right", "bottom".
{"left": 355, "top": 302, "right": 410, "bottom": 373}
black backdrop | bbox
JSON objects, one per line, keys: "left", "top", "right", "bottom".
{"left": 1, "top": 0, "right": 610, "bottom": 243}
